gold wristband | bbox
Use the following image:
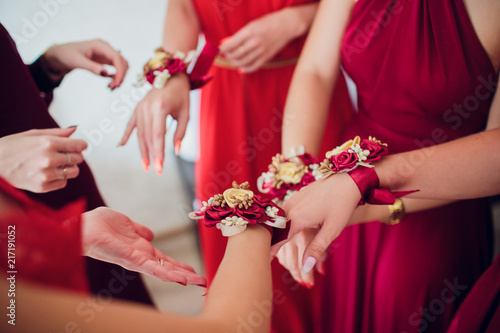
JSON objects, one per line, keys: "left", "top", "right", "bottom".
{"left": 381, "top": 198, "right": 406, "bottom": 225}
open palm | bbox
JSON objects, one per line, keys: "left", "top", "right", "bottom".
{"left": 82, "top": 207, "right": 206, "bottom": 287}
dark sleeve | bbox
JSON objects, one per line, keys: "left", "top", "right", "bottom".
{"left": 27, "top": 56, "right": 63, "bottom": 104}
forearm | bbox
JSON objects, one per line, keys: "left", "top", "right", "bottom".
{"left": 283, "top": 3, "right": 318, "bottom": 39}
{"left": 376, "top": 127, "right": 500, "bottom": 200}
{"left": 349, "top": 198, "right": 455, "bottom": 225}
{"left": 202, "top": 226, "right": 273, "bottom": 333}
{"left": 282, "top": 0, "right": 354, "bottom": 156}
{"left": 163, "top": 0, "right": 200, "bottom": 52}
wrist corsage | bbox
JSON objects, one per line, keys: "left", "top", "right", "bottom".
{"left": 318, "top": 136, "right": 417, "bottom": 205}
{"left": 137, "top": 43, "right": 218, "bottom": 90}
{"left": 189, "top": 181, "right": 289, "bottom": 244}
{"left": 257, "top": 146, "right": 321, "bottom": 202}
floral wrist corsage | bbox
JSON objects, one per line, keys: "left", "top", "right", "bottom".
{"left": 257, "top": 146, "right": 321, "bottom": 202}
{"left": 189, "top": 181, "right": 289, "bottom": 243}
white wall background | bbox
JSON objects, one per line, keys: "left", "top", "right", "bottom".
{"left": 0, "top": 0, "right": 200, "bottom": 234}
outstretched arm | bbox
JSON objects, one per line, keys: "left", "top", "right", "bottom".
{"left": 4, "top": 226, "right": 272, "bottom": 333}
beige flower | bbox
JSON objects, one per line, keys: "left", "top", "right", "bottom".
{"left": 147, "top": 52, "right": 168, "bottom": 69}
{"left": 278, "top": 162, "right": 305, "bottom": 184}
{"left": 325, "top": 136, "right": 361, "bottom": 158}
{"left": 223, "top": 188, "right": 254, "bottom": 208}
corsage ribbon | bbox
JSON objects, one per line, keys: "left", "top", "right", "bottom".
{"left": 349, "top": 167, "right": 418, "bottom": 205}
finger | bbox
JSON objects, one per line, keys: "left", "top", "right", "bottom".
{"left": 75, "top": 54, "right": 108, "bottom": 77}
{"left": 39, "top": 179, "right": 67, "bottom": 193}
{"left": 120, "top": 111, "right": 137, "bottom": 146}
{"left": 51, "top": 137, "right": 88, "bottom": 153}
{"left": 151, "top": 108, "right": 166, "bottom": 168}
{"left": 109, "top": 54, "right": 128, "bottom": 89}
{"left": 301, "top": 222, "right": 339, "bottom": 275}
{"left": 141, "top": 259, "right": 206, "bottom": 285}
{"left": 49, "top": 152, "right": 84, "bottom": 168}
{"left": 28, "top": 127, "right": 77, "bottom": 138}
{"left": 154, "top": 249, "right": 197, "bottom": 274}
{"left": 144, "top": 104, "right": 160, "bottom": 175}
{"left": 135, "top": 108, "right": 150, "bottom": 171}
{"left": 286, "top": 242, "right": 303, "bottom": 284}
{"left": 224, "top": 37, "right": 260, "bottom": 63}
{"left": 270, "top": 239, "right": 289, "bottom": 259}
{"left": 86, "top": 39, "right": 127, "bottom": 88}
{"left": 172, "top": 100, "right": 189, "bottom": 150}
{"left": 131, "top": 221, "right": 154, "bottom": 242}
{"left": 232, "top": 46, "right": 264, "bottom": 69}
{"left": 241, "top": 55, "right": 267, "bottom": 73}
{"left": 219, "top": 28, "right": 251, "bottom": 55}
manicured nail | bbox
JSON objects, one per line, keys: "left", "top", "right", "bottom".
{"left": 174, "top": 140, "right": 182, "bottom": 156}
{"left": 67, "top": 125, "right": 78, "bottom": 129}
{"left": 318, "top": 261, "right": 326, "bottom": 275}
{"left": 302, "top": 257, "right": 317, "bottom": 275}
{"left": 142, "top": 158, "right": 149, "bottom": 172}
{"left": 196, "top": 283, "right": 207, "bottom": 288}
{"left": 176, "top": 281, "right": 187, "bottom": 286}
{"left": 305, "top": 283, "right": 313, "bottom": 289}
{"left": 154, "top": 157, "right": 163, "bottom": 175}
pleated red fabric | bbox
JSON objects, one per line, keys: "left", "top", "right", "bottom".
{"left": 310, "top": 0, "right": 497, "bottom": 332}
{"left": 191, "top": 1, "right": 354, "bottom": 332}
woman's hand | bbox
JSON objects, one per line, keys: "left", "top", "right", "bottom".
{"left": 82, "top": 207, "right": 207, "bottom": 287}
{"left": 272, "top": 173, "right": 361, "bottom": 277}
{"left": 0, "top": 128, "right": 87, "bottom": 193}
{"left": 119, "top": 74, "right": 190, "bottom": 175}
{"left": 219, "top": 5, "right": 316, "bottom": 73}
{"left": 43, "top": 39, "right": 129, "bottom": 89}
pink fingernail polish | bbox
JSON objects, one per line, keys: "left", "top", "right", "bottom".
{"left": 176, "top": 281, "right": 187, "bottom": 286}
{"left": 142, "top": 158, "right": 149, "bottom": 172}
{"left": 154, "top": 158, "right": 163, "bottom": 175}
{"left": 174, "top": 140, "right": 182, "bottom": 156}
{"left": 196, "top": 283, "right": 207, "bottom": 288}
{"left": 305, "top": 283, "right": 313, "bottom": 289}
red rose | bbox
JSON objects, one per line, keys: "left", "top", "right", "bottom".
{"left": 360, "top": 139, "right": 388, "bottom": 163}
{"left": 165, "top": 58, "right": 186, "bottom": 74}
{"left": 297, "top": 153, "right": 318, "bottom": 167}
{"left": 300, "top": 172, "right": 316, "bottom": 187}
{"left": 234, "top": 204, "right": 267, "bottom": 226}
{"left": 329, "top": 150, "right": 358, "bottom": 172}
{"left": 203, "top": 205, "right": 232, "bottom": 227}
{"left": 269, "top": 182, "right": 292, "bottom": 200}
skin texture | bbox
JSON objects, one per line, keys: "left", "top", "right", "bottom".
{"left": 82, "top": 207, "right": 206, "bottom": 286}
{"left": 277, "top": 0, "right": 500, "bottom": 284}
{"left": 0, "top": 39, "right": 127, "bottom": 193}
{"left": 120, "top": 0, "right": 318, "bottom": 175}
{"left": 0, "top": 128, "right": 87, "bottom": 193}
{"left": 0, "top": 191, "right": 272, "bottom": 333}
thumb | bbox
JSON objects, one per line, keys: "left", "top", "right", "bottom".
{"left": 76, "top": 55, "right": 107, "bottom": 77}
{"left": 172, "top": 102, "right": 190, "bottom": 153}
{"left": 29, "top": 127, "right": 77, "bottom": 138}
{"left": 301, "top": 223, "right": 338, "bottom": 275}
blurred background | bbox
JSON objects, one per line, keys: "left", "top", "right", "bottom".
{"left": 0, "top": 0, "right": 204, "bottom": 314}
{"left": 1, "top": 0, "right": 499, "bottom": 318}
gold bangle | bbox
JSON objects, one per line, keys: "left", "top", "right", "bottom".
{"left": 381, "top": 198, "right": 406, "bottom": 225}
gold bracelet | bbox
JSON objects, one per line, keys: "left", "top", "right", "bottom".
{"left": 381, "top": 198, "right": 406, "bottom": 225}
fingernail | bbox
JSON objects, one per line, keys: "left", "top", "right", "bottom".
{"left": 196, "top": 283, "right": 207, "bottom": 288}
{"left": 176, "top": 281, "right": 187, "bottom": 286}
{"left": 67, "top": 125, "right": 77, "bottom": 129}
{"left": 142, "top": 158, "right": 149, "bottom": 172}
{"left": 174, "top": 140, "right": 182, "bottom": 156}
{"left": 100, "top": 70, "right": 108, "bottom": 77}
{"left": 305, "top": 283, "right": 313, "bottom": 289}
{"left": 318, "top": 262, "right": 326, "bottom": 275}
{"left": 302, "top": 257, "right": 317, "bottom": 275}
{"left": 154, "top": 157, "right": 163, "bottom": 175}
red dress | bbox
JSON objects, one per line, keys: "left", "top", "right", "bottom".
{"left": 313, "top": 1, "right": 497, "bottom": 332}
{"left": 190, "top": 1, "right": 353, "bottom": 332}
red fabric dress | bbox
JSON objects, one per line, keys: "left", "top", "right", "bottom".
{"left": 190, "top": 1, "right": 353, "bottom": 332}
{"left": 312, "top": 0, "right": 497, "bottom": 332}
